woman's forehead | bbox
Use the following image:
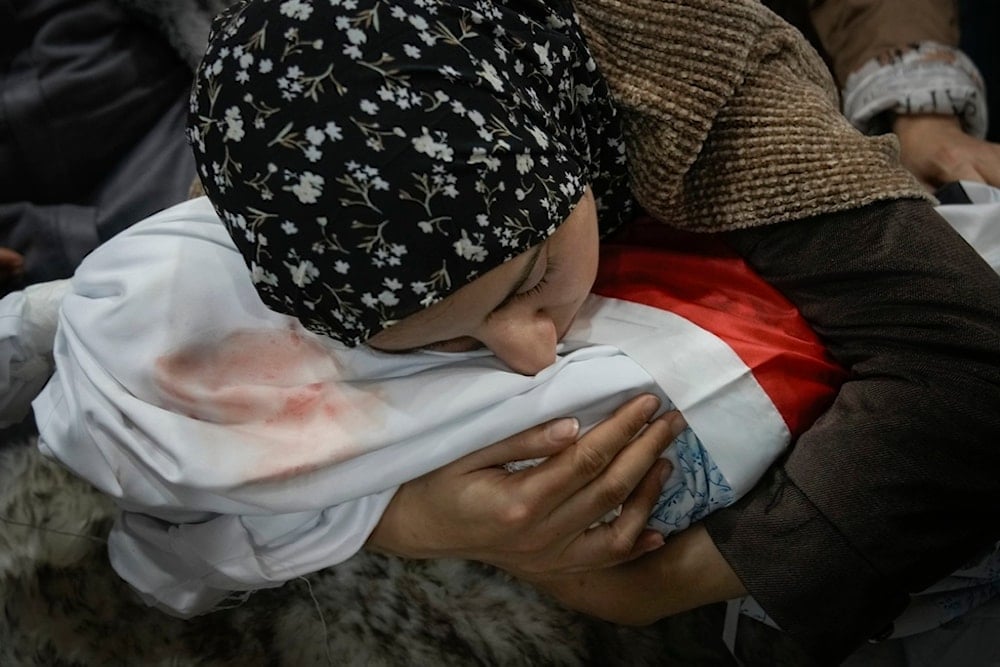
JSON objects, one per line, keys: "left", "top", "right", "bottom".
{"left": 367, "top": 241, "right": 543, "bottom": 349}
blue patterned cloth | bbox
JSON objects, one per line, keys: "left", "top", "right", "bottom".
{"left": 648, "top": 423, "right": 735, "bottom": 535}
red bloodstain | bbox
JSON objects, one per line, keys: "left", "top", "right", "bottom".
{"left": 265, "top": 383, "right": 323, "bottom": 425}
{"left": 154, "top": 327, "right": 379, "bottom": 482}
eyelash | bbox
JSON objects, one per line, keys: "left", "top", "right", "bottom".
{"left": 421, "top": 338, "right": 476, "bottom": 352}
{"left": 512, "top": 257, "right": 556, "bottom": 302}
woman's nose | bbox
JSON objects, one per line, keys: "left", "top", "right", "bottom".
{"left": 480, "top": 311, "right": 558, "bottom": 375}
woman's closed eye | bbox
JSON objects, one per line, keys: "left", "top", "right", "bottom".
{"left": 420, "top": 258, "right": 557, "bottom": 353}
{"left": 421, "top": 337, "right": 484, "bottom": 353}
{"left": 512, "top": 257, "right": 556, "bottom": 302}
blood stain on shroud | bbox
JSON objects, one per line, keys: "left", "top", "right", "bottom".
{"left": 154, "top": 327, "right": 379, "bottom": 482}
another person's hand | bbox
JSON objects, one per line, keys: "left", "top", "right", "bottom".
{"left": 368, "top": 394, "right": 684, "bottom": 576}
{"left": 0, "top": 247, "right": 24, "bottom": 285}
{"left": 528, "top": 524, "right": 747, "bottom": 625}
{"left": 892, "top": 114, "right": 1000, "bottom": 191}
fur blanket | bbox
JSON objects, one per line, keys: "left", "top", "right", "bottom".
{"left": 0, "top": 432, "right": 756, "bottom": 666}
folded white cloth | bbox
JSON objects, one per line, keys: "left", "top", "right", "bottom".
{"left": 0, "top": 279, "right": 69, "bottom": 428}
{"left": 939, "top": 181, "right": 1000, "bottom": 270}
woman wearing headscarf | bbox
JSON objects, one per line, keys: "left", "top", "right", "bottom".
{"left": 34, "top": 0, "right": 1000, "bottom": 664}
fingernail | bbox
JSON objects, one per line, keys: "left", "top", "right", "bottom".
{"left": 668, "top": 412, "right": 687, "bottom": 437}
{"left": 639, "top": 394, "right": 660, "bottom": 418}
{"left": 643, "top": 532, "right": 665, "bottom": 554}
{"left": 547, "top": 417, "right": 579, "bottom": 442}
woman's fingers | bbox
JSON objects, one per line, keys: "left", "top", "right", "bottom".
{"left": 549, "top": 458, "right": 672, "bottom": 573}
{"left": 969, "top": 145, "right": 1000, "bottom": 187}
{"left": 523, "top": 415, "right": 680, "bottom": 571}
{"left": 613, "top": 457, "right": 673, "bottom": 556}
{"left": 373, "top": 395, "right": 684, "bottom": 576}
{"left": 456, "top": 416, "right": 581, "bottom": 471}
{"left": 547, "top": 412, "right": 681, "bottom": 527}
{"left": 893, "top": 114, "right": 1000, "bottom": 189}
{"left": 517, "top": 394, "right": 662, "bottom": 510}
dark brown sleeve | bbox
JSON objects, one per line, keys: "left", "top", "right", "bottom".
{"left": 704, "top": 198, "right": 1000, "bottom": 664}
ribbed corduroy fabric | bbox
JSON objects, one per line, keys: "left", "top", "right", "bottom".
{"left": 574, "top": 0, "right": 931, "bottom": 231}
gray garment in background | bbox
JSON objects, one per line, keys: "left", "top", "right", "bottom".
{"left": 0, "top": 0, "right": 197, "bottom": 289}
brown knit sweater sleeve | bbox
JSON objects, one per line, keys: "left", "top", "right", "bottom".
{"left": 574, "top": 0, "right": 930, "bottom": 231}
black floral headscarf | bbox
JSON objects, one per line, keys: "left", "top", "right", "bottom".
{"left": 188, "top": 0, "right": 633, "bottom": 346}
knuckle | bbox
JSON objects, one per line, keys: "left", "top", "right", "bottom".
{"left": 574, "top": 444, "right": 611, "bottom": 477}
{"left": 498, "top": 501, "right": 533, "bottom": 529}
{"left": 606, "top": 532, "right": 635, "bottom": 562}
{"left": 934, "top": 146, "right": 968, "bottom": 174}
{"left": 937, "top": 144, "right": 962, "bottom": 164}
{"left": 598, "top": 476, "right": 633, "bottom": 509}
{"left": 614, "top": 409, "right": 646, "bottom": 440}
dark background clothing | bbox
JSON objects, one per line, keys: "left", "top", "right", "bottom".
{"left": 960, "top": 0, "right": 999, "bottom": 141}
{"left": 0, "top": 0, "right": 197, "bottom": 290}
{"left": 708, "top": 198, "right": 1000, "bottom": 664}
{"left": 762, "top": 0, "right": 834, "bottom": 72}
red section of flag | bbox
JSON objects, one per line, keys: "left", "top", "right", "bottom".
{"left": 594, "top": 218, "right": 846, "bottom": 437}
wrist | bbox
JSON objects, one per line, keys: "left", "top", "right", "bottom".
{"left": 891, "top": 113, "right": 963, "bottom": 139}
{"left": 843, "top": 42, "right": 987, "bottom": 138}
{"left": 654, "top": 524, "right": 747, "bottom": 614}
{"left": 603, "top": 524, "right": 748, "bottom": 625}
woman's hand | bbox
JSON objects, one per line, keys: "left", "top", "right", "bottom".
{"left": 367, "top": 394, "right": 684, "bottom": 576}
{"left": 893, "top": 114, "right": 1000, "bottom": 191}
{"left": 528, "top": 524, "right": 747, "bottom": 625}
